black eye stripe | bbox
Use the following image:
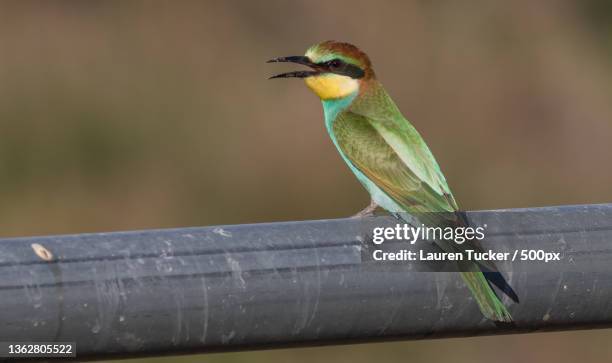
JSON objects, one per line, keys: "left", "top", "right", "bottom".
{"left": 317, "top": 59, "right": 365, "bottom": 79}
{"left": 341, "top": 63, "right": 365, "bottom": 79}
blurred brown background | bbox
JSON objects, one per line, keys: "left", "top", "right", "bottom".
{"left": 1, "top": 1, "right": 611, "bottom": 362}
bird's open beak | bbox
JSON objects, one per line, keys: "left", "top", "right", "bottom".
{"left": 267, "top": 56, "right": 320, "bottom": 79}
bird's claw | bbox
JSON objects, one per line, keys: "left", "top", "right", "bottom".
{"left": 351, "top": 200, "right": 379, "bottom": 218}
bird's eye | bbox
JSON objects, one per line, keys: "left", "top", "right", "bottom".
{"left": 328, "top": 59, "right": 342, "bottom": 69}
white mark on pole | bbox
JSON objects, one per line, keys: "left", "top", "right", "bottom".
{"left": 213, "top": 228, "right": 232, "bottom": 238}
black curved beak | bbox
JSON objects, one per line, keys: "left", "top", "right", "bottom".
{"left": 267, "top": 56, "right": 319, "bottom": 79}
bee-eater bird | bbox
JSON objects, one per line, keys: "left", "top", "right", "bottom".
{"left": 268, "top": 40, "right": 518, "bottom": 322}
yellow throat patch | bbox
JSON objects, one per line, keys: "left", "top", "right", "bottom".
{"left": 304, "top": 73, "right": 359, "bottom": 100}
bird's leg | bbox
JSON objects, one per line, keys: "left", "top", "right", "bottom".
{"left": 352, "top": 199, "right": 379, "bottom": 218}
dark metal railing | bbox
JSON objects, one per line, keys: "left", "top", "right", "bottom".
{"left": 1, "top": 203, "right": 611, "bottom": 360}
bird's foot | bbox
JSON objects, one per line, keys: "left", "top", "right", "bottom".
{"left": 352, "top": 200, "right": 379, "bottom": 218}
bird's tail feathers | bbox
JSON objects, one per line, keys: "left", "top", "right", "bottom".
{"left": 460, "top": 267, "right": 513, "bottom": 323}
{"left": 483, "top": 271, "right": 519, "bottom": 303}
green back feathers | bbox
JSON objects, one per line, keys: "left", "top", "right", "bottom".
{"left": 333, "top": 82, "right": 458, "bottom": 214}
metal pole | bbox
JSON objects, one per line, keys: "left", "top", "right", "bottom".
{"left": 1, "top": 204, "right": 611, "bottom": 360}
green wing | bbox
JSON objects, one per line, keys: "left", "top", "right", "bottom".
{"left": 332, "top": 109, "right": 458, "bottom": 216}
{"left": 332, "top": 107, "right": 500, "bottom": 270}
